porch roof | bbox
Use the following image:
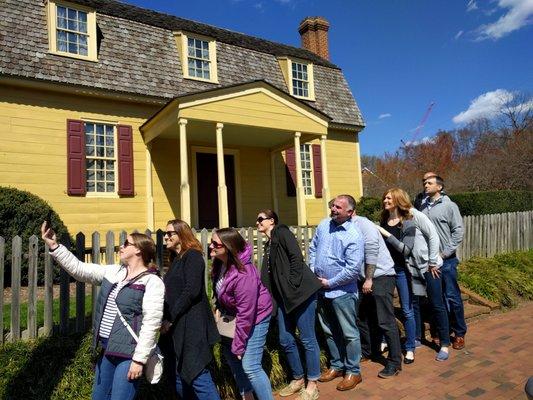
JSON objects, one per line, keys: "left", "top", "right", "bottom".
{"left": 140, "top": 80, "right": 331, "bottom": 148}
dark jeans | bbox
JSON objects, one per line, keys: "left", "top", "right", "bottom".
{"left": 424, "top": 270, "right": 451, "bottom": 346}
{"left": 357, "top": 276, "right": 402, "bottom": 369}
{"left": 441, "top": 257, "right": 467, "bottom": 337}
{"left": 175, "top": 368, "right": 220, "bottom": 400}
{"left": 277, "top": 294, "right": 321, "bottom": 381}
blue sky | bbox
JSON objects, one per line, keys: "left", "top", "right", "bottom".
{"left": 127, "top": 0, "right": 533, "bottom": 155}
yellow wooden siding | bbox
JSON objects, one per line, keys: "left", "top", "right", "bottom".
{"left": 238, "top": 147, "right": 272, "bottom": 226}
{"left": 180, "top": 92, "right": 327, "bottom": 134}
{"left": 274, "top": 129, "right": 362, "bottom": 226}
{"left": 0, "top": 84, "right": 159, "bottom": 234}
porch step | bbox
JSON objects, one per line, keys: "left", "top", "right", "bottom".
{"left": 464, "top": 303, "right": 492, "bottom": 320}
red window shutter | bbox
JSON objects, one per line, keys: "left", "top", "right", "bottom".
{"left": 67, "top": 119, "right": 86, "bottom": 196}
{"left": 285, "top": 147, "right": 296, "bottom": 197}
{"left": 117, "top": 125, "right": 134, "bottom": 196}
{"left": 312, "top": 144, "right": 323, "bottom": 198}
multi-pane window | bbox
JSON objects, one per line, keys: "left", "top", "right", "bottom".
{"left": 187, "top": 37, "right": 211, "bottom": 80}
{"left": 56, "top": 5, "right": 89, "bottom": 56}
{"left": 292, "top": 62, "right": 309, "bottom": 98}
{"left": 85, "top": 123, "right": 116, "bottom": 193}
{"left": 300, "top": 144, "right": 313, "bottom": 195}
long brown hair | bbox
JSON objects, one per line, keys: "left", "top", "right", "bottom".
{"left": 167, "top": 219, "right": 202, "bottom": 261}
{"left": 211, "top": 228, "right": 247, "bottom": 279}
{"left": 380, "top": 188, "right": 413, "bottom": 225}
{"left": 129, "top": 232, "right": 157, "bottom": 271}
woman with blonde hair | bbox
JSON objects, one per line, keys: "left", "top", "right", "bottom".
{"left": 377, "top": 188, "right": 450, "bottom": 363}
{"left": 41, "top": 224, "right": 164, "bottom": 400}
{"left": 159, "top": 219, "right": 220, "bottom": 399}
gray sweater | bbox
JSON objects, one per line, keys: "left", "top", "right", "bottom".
{"left": 352, "top": 216, "right": 395, "bottom": 279}
{"left": 420, "top": 195, "right": 464, "bottom": 258}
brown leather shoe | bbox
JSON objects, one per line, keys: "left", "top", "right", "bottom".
{"left": 318, "top": 368, "right": 343, "bottom": 382}
{"left": 336, "top": 374, "right": 362, "bottom": 391}
{"left": 452, "top": 336, "right": 465, "bottom": 350}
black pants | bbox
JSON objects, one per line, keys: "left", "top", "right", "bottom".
{"left": 356, "top": 276, "right": 402, "bottom": 369}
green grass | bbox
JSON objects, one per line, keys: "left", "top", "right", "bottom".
{"left": 458, "top": 249, "right": 533, "bottom": 308}
{"left": 2, "top": 294, "right": 93, "bottom": 334}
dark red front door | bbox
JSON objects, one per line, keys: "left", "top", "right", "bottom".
{"left": 196, "top": 153, "right": 237, "bottom": 228}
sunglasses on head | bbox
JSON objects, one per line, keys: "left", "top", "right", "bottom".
{"left": 210, "top": 240, "right": 225, "bottom": 249}
{"left": 256, "top": 216, "right": 272, "bottom": 223}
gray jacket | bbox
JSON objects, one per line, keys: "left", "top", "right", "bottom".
{"left": 420, "top": 195, "right": 464, "bottom": 258}
{"left": 352, "top": 216, "right": 395, "bottom": 279}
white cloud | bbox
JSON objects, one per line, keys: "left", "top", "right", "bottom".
{"left": 404, "top": 136, "right": 436, "bottom": 147}
{"left": 467, "top": 0, "right": 478, "bottom": 12}
{"left": 474, "top": 0, "right": 533, "bottom": 40}
{"left": 378, "top": 113, "right": 392, "bottom": 119}
{"left": 454, "top": 30, "right": 464, "bottom": 39}
{"left": 453, "top": 89, "right": 516, "bottom": 124}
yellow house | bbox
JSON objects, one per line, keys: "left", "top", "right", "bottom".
{"left": 0, "top": 0, "right": 365, "bottom": 233}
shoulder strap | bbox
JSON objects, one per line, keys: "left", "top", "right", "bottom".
{"left": 116, "top": 307, "right": 140, "bottom": 343}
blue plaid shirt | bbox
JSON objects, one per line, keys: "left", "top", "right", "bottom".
{"left": 309, "top": 217, "right": 364, "bottom": 299}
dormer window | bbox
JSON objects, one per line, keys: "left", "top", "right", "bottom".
{"left": 47, "top": 1, "right": 97, "bottom": 61}
{"left": 277, "top": 57, "right": 315, "bottom": 101}
{"left": 175, "top": 32, "right": 218, "bottom": 83}
{"left": 291, "top": 61, "right": 309, "bottom": 97}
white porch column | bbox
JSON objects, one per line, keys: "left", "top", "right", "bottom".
{"left": 294, "top": 132, "right": 307, "bottom": 225}
{"left": 145, "top": 143, "right": 154, "bottom": 230}
{"left": 320, "top": 135, "right": 331, "bottom": 215}
{"left": 179, "top": 118, "right": 191, "bottom": 225}
{"left": 270, "top": 151, "right": 279, "bottom": 214}
{"left": 216, "top": 123, "right": 229, "bottom": 228}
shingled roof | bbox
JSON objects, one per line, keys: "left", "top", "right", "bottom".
{"left": 0, "top": 0, "right": 365, "bottom": 127}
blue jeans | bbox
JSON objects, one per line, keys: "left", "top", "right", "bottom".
{"left": 395, "top": 269, "right": 416, "bottom": 351}
{"left": 222, "top": 316, "right": 273, "bottom": 400}
{"left": 424, "top": 270, "right": 451, "bottom": 346}
{"left": 175, "top": 368, "right": 220, "bottom": 400}
{"left": 92, "top": 355, "right": 138, "bottom": 400}
{"left": 441, "top": 257, "right": 467, "bottom": 337}
{"left": 277, "top": 294, "right": 321, "bottom": 381}
{"left": 317, "top": 292, "right": 361, "bottom": 375}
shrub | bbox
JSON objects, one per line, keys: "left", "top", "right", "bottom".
{"left": 356, "top": 196, "right": 382, "bottom": 222}
{"left": 449, "top": 190, "right": 533, "bottom": 216}
{"left": 0, "top": 186, "right": 71, "bottom": 286}
{"left": 458, "top": 250, "right": 533, "bottom": 307}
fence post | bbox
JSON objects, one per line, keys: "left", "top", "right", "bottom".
{"left": 75, "top": 233, "right": 86, "bottom": 333}
{"left": 303, "top": 226, "right": 310, "bottom": 265}
{"left": 0, "top": 237, "right": 4, "bottom": 344}
{"left": 156, "top": 229, "right": 165, "bottom": 272}
{"left": 91, "top": 232, "right": 101, "bottom": 320}
{"left": 11, "top": 235, "right": 22, "bottom": 342}
{"left": 27, "top": 235, "right": 39, "bottom": 339}
{"left": 43, "top": 243, "right": 53, "bottom": 337}
{"left": 257, "top": 231, "right": 264, "bottom": 269}
{"left": 105, "top": 231, "right": 115, "bottom": 265}
{"left": 59, "top": 236, "right": 71, "bottom": 336}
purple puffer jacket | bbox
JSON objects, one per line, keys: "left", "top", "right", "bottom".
{"left": 215, "top": 244, "right": 273, "bottom": 356}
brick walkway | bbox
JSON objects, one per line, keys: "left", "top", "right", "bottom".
{"left": 274, "top": 302, "right": 533, "bottom": 400}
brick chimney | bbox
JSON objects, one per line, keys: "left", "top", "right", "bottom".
{"left": 298, "top": 17, "right": 330, "bottom": 60}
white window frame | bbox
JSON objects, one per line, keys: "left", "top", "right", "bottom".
{"left": 277, "top": 57, "right": 316, "bottom": 101}
{"left": 83, "top": 120, "right": 119, "bottom": 198}
{"left": 47, "top": 0, "right": 98, "bottom": 62}
{"left": 174, "top": 31, "right": 218, "bottom": 83}
{"left": 300, "top": 144, "right": 315, "bottom": 197}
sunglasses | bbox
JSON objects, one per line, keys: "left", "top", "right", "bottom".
{"left": 210, "top": 240, "right": 225, "bottom": 249}
{"left": 164, "top": 231, "right": 178, "bottom": 237}
{"left": 256, "top": 216, "right": 272, "bottom": 223}
{"left": 122, "top": 239, "right": 134, "bottom": 248}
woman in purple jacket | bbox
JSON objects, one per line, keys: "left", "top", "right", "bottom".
{"left": 210, "top": 228, "right": 274, "bottom": 400}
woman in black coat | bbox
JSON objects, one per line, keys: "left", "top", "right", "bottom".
{"left": 257, "top": 210, "right": 322, "bottom": 400}
{"left": 160, "top": 219, "right": 220, "bottom": 400}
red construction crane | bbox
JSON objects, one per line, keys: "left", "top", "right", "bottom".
{"left": 401, "top": 101, "right": 436, "bottom": 147}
